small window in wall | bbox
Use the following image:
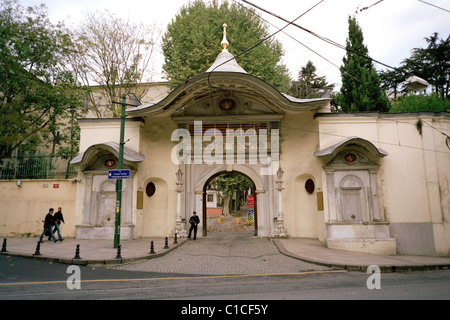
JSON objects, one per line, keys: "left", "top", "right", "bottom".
{"left": 146, "top": 182, "right": 156, "bottom": 198}
{"left": 305, "top": 178, "right": 315, "bottom": 194}
{"left": 207, "top": 194, "right": 214, "bottom": 202}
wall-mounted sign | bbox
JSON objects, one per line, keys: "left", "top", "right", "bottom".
{"left": 108, "top": 169, "right": 130, "bottom": 179}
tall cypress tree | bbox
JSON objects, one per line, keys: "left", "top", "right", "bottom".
{"left": 335, "top": 16, "right": 389, "bottom": 112}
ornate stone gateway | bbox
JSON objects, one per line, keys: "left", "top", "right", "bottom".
{"left": 69, "top": 25, "right": 449, "bottom": 256}
{"left": 177, "top": 163, "right": 281, "bottom": 238}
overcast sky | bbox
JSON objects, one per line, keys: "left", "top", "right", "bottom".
{"left": 18, "top": 0, "right": 450, "bottom": 88}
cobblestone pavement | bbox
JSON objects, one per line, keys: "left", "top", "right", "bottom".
{"left": 115, "top": 230, "right": 332, "bottom": 275}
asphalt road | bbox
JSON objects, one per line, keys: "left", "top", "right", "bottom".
{"left": 1, "top": 254, "right": 450, "bottom": 303}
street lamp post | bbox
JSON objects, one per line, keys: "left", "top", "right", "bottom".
{"left": 111, "top": 93, "right": 140, "bottom": 249}
{"left": 113, "top": 94, "right": 126, "bottom": 248}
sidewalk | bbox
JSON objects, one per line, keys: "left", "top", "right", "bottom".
{"left": 0, "top": 237, "right": 186, "bottom": 267}
{"left": 1, "top": 236, "right": 450, "bottom": 272}
{"left": 274, "top": 238, "right": 450, "bottom": 272}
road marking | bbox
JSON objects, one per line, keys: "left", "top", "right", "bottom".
{"left": 0, "top": 269, "right": 347, "bottom": 286}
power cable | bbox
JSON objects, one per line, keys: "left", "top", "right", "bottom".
{"left": 417, "top": 0, "right": 450, "bottom": 13}
{"left": 281, "top": 120, "right": 450, "bottom": 154}
{"left": 358, "top": 0, "right": 385, "bottom": 13}
{"left": 239, "top": 0, "right": 401, "bottom": 72}
{"left": 234, "top": 0, "right": 340, "bottom": 72}
{"left": 234, "top": 0, "right": 366, "bottom": 88}
{"left": 207, "top": 0, "right": 325, "bottom": 89}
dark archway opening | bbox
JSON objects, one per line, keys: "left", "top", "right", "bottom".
{"left": 202, "top": 171, "right": 257, "bottom": 237}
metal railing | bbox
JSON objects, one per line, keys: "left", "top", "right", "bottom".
{"left": 0, "top": 155, "right": 77, "bottom": 180}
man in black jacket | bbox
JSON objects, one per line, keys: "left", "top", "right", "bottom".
{"left": 188, "top": 211, "right": 200, "bottom": 240}
{"left": 52, "top": 207, "right": 65, "bottom": 242}
{"left": 38, "top": 208, "right": 58, "bottom": 243}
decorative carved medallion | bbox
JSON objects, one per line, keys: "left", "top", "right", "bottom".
{"left": 344, "top": 153, "right": 358, "bottom": 163}
{"left": 219, "top": 98, "right": 236, "bottom": 111}
{"left": 104, "top": 159, "right": 116, "bottom": 167}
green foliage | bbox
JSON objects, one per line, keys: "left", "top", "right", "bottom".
{"left": 212, "top": 172, "right": 253, "bottom": 195}
{"left": 389, "top": 92, "right": 450, "bottom": 113}
{"left": 0, "top": 0, "right": 87, "bottom": 157}
{"left": 380, "top": 33, "right": 449, "bottom": 100}
{"left": 334, "top": 16, "right": 389, "bottom": 112}
{"left": 289, "top": 60, "right": 334, "bottom": 98}
{"left": 162, "top": 0, "right": 290, "bottom": 92}
{"left": 210, "top": 172, "right": 253, "bottom": 214}
{"left": 379, "top": 66, "right": 406, "bottom": 99}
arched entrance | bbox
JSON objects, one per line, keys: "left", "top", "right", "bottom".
{"left": 202, "top": 171, "right": 257, "bottom": 237}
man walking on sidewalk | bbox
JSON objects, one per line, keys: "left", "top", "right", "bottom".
{"left": 39, "top": 208, "right": 58, "bottom": 243}
{"left": 188, "top": 211, "right": 200, "bottom": 240}
{"left": 52, "top": 207, "right": 65, "bottom": 242}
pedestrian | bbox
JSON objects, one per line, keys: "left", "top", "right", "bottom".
{"left": 52, "top": 207, "right": 65, "bottom": 242}
{"left": 188, "top": 211, "right": 200, "bottom": 240}
{"left": 39, "top": 208, "right": 58, "bottom": 243}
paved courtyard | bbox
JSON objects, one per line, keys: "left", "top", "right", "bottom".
{"left": 115, "top": 230, "right": 332, "bottom": 275}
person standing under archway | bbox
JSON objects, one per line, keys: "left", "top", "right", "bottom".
{"left": 188, "top": 211, "right": 200, "bottom": 240}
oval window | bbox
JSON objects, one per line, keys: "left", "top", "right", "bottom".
{"left": 305, "top": 178, "right": 315, "bottom": 194}
{"left": 145, "top": 182, "right": 156, "bottom": 197}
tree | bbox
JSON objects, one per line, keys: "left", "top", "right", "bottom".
{"left": 289, "top": 60, "right": 334, "bottom": 98}
{"left": 405, "top": 33, "right": 449, "bottom": 99}
{"left": 334, "top": 16, "right": 389, "bottom": 112}
{"left": 72, "top": 10, "right": 161, "bottom": 117}
{"left": 210, "top": 173, "right": 253, "bottom": 215}
{"left": 0, "top": 0, "right": 86, "bottom": 158}
{"left": 380, "top": 33, "right": 449, "bottom": 101}
{"left": 162, "top": 0, "right": 290, "bottom": 92}
{"left": 379, "top": 66, "right": 407, "bottom": 99}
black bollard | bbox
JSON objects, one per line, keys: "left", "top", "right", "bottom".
{"left": 164, "top": 237, "right": 169, "bottom": 249}
{"left": 149, "top": 241, "right": 155, "bottom": 254}
{"left": 73, "top": 244, "right": 81, "bottom": 259}
{"left": 33, "top": 241, "right": 41, "bottom": 256}
{"left": 115, "top": 244, "right": 122, "bottom": 259}
{"left": 1, "top": 238, "right": 7, "bottom": 252}
{"left": 173, "top": 233, "right": 178, "bottom": 244}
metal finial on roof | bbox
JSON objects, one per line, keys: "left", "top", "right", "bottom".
{"left": 221, "top": 23, "right": 229, "bottom": 52}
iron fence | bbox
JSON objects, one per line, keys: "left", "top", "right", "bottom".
{"left": 0, "top": 155, "right": 77, "bottom": 180}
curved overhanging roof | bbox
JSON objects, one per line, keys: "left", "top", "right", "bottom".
{"left": 127, "top": 31, "right": 329, "bottom": 118}
{"left": 127, "top": 70, "right": 329, "bottom": 117}
{"left": 70, "top": 142, "right": 145, "bottom": 168}
{"left": 314, "top": 136, "right": 388, "bottom": 163}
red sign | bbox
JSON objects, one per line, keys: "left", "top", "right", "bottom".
{"left": 247, "top": 195, "right": 254, "bottom": 208}
{"left": 53, "top": 184, "right": 59, "bottom": 189}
